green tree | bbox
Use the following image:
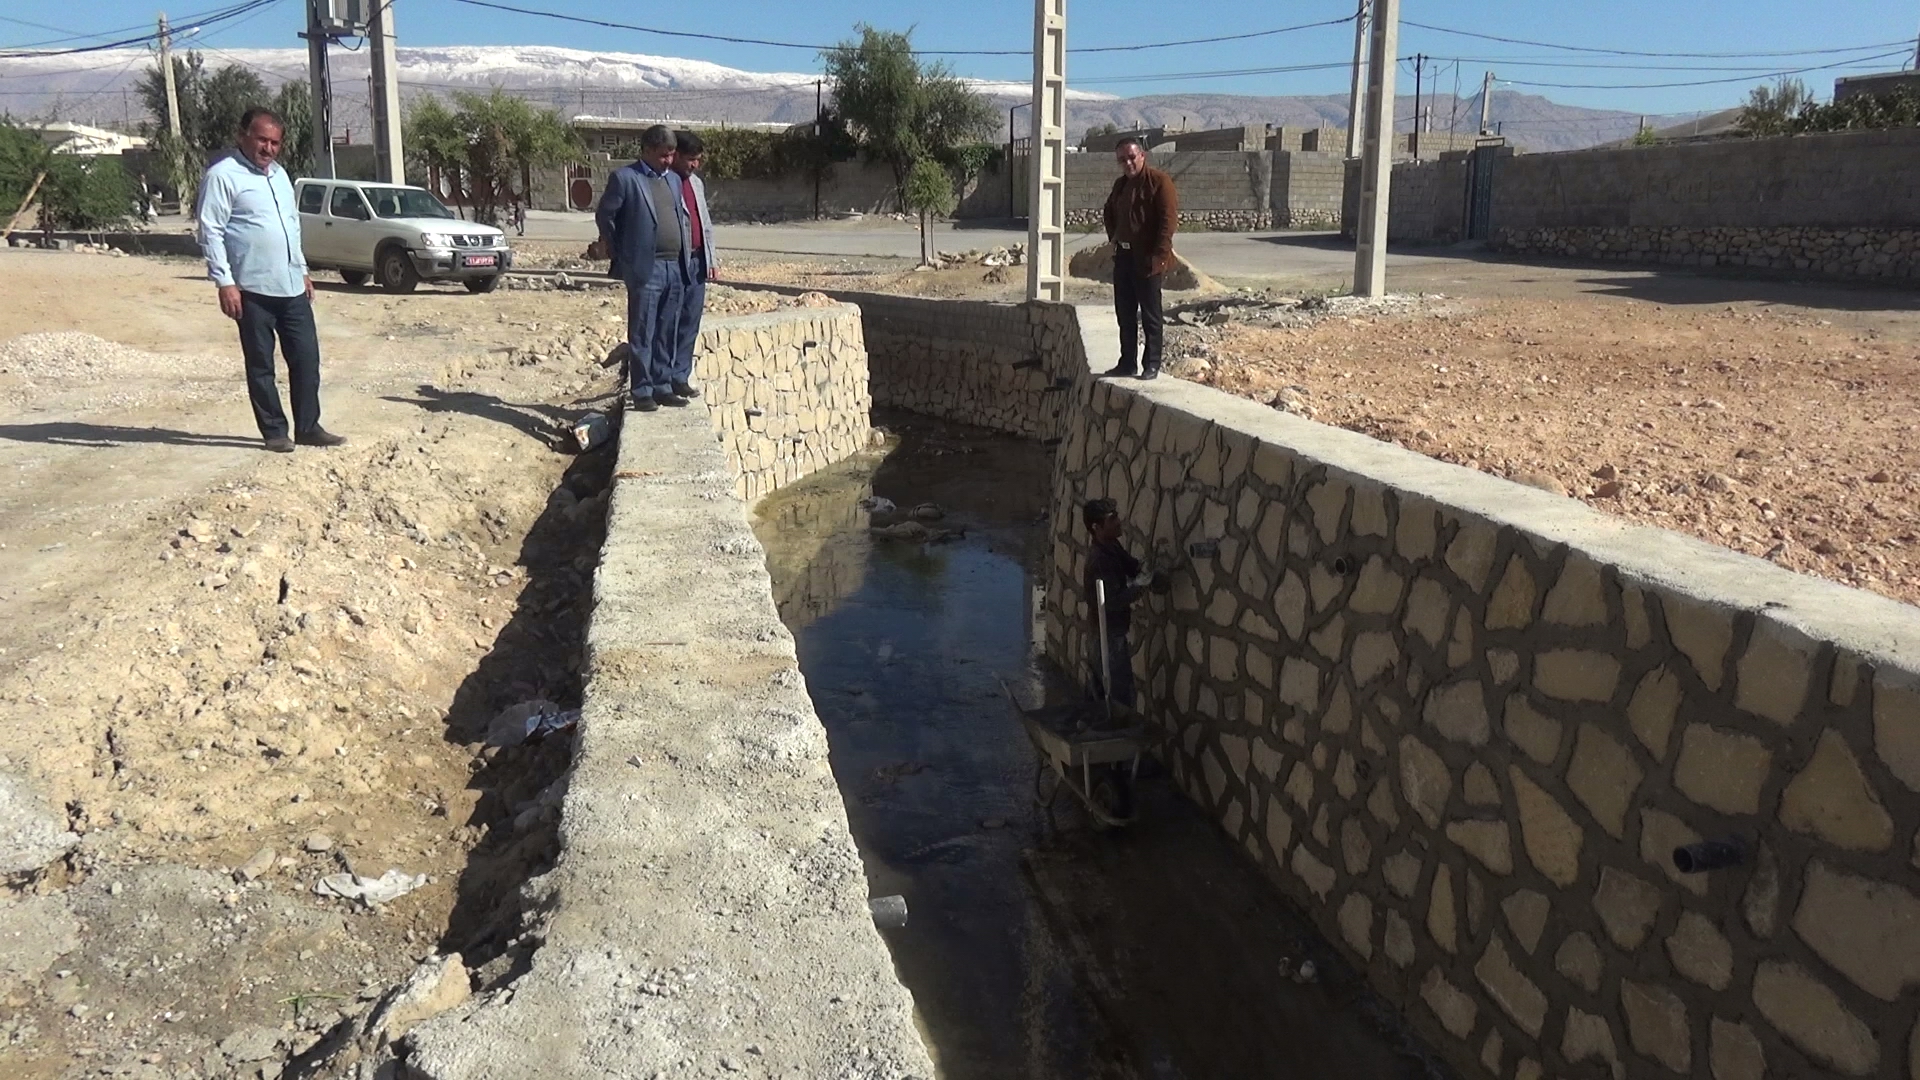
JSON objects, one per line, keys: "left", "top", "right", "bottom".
{"left": 1790, "top": 86, "right": 1920, "bottom": 133}
{"left": 402, "top": 90, "right": 579, "bottom": 225}
{"left": 137, "top": 53, "right": 274, "bottom": 202}
{"left": 822, "top": 24, "right": 997, "bottom": 208}
{"left": 272, "top": 80, "right": 315, "bottom": 178}
{"left": 0, "top": 120, "right": 133, "bottom": 232}
{"left": 901, "top": 156, "right": 954, "bottom": 265}
{"left": 1631, "top": 125, "right": 1659, "bottom": 146}
{"left": 1080, "top": 122, "right": 1119, "bottom": 148}
{"left": 1736, "top": 77, "right": 1813, "bottom": 137}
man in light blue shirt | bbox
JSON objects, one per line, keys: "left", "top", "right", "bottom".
{"left": 197, "top": 107, "right": 345, "bottom": 453}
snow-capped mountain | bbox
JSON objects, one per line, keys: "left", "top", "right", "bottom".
{"left": 1, "top": 43, "right": 1657, "bottom": 151}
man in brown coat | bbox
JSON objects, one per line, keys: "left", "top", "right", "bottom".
{"left": 1101, "top": 136, "right": 1178, "bottom": 379}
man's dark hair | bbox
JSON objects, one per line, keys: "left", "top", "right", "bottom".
{"left": 640, "top": 124, "right": 676, "bottom": 152}
{"left": 1115, "top": 135, "right": 1147, "bottom": 154}
{"left": 675, "top": 130, "right": 704, "bottom": 157}
{"left": 1083, "top": 498, "right": 1119, "bottom": 530}
{"left": 238, "top": 107, "right": 284, "bottom": 134}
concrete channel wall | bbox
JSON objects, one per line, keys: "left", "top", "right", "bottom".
{"left": 733, "top": 285, "right": 1090, "bottom": 442}
{"left": 1042, "top": 373, "right": 1920, "bottom": 1080}
{"left": 406, "top": 315, "right": 934, "bottom": 1077}
{"left": 692, "top": 304, "right": 873, "bottom": 503}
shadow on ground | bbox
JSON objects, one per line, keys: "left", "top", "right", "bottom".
{"left": 0, "top": 421, "right": 260, "bottom": 449}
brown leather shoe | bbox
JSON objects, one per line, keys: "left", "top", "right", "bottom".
{"left": 295, "top": 427, "right": 347, "bottom": 447}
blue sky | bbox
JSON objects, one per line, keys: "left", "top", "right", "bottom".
{"left": 5, "top": 0, "right": 1915, "bottom": 117}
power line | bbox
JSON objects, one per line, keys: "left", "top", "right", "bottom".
{"left": 0, "top": 0, "right": 284, "bottom": 60}
{"left": 1503, "top": 48, "right": 1911, "bottom": 89}
{"left": 0, "top": 0, "right": 276, "bottom": 50}
{"left": 1418, "top": 51, "right": 1908, "bottom": 73}
{"left": 1405, "top": 21, "right": 1915, "bottom": 60}
{"left": 443, "top": 0, "right": 1353, "bottom": 57}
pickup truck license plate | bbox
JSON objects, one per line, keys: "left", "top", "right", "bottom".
{"left": 464, "top": 254, "right": 497, "bottom": 268}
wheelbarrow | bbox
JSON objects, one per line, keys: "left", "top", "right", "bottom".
{"left": 999, "top": 677, "right": 1147, "bottom": 829}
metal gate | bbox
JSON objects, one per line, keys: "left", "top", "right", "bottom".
{"left": 1464, "top": 144, "right": 1499, "bottom": 240}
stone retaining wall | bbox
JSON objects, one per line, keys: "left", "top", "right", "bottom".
{"left": 691, "top": 305, "right": 873, "bottom": 503}
{"left": 1044, "top": 373, "right": 1920, "bottom": 1080}
{"left": 730, "top": 286, "right": 1089, "bottom": 441}
{"left": 407, "top": 383, "right": 934, "bottom": 1079}
{"left": 1492, "top": 225, "right": 1920, "bottom": 280}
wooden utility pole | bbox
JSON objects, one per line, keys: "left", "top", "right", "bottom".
{"left": 1351, "top": 0, "right": 1400, "bottom": 297}
{"left": 1480, "top": 71, "right": 1495, "bottom": 135}
{"left": 303, "top": 0, "right": 336, "bottom": 178}
{"left": 368, "top": 0, "right": 406, "bottom": 184}
{"left": 3, "top": 171, "right": 48, "bottom": 242}
{"left": 814, "top": 78, "right": 823, "bottom": 220}
{"left": 1344, "top": 0, "right": 1369, "bottom": 159}
{"left": 1410, "top": 53, "right": 1424, "bottom": 160}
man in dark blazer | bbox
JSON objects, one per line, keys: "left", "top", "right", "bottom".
{"left": 594, "top": 124, "right": 694, "bottom": 411}
{"left": 670, "top": 129, "right": 719, "bottom": 401}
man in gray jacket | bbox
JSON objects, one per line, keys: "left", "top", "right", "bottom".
{"left": 670, "top": 130, "right": 718, "bottom": 399}
{"left": 594, "top": 125, "right": 694, "bottom": 412}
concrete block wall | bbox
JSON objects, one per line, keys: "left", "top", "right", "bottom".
{"left": 1044, "top": 373, "right": 1920, "bottom": 1080}
{"left": 1065, "top": 151, "right": 1277, "bottom": 232}
{"left": 1341, "top": 157, "right": 1471, "bottom": 242}
{"left": 854, "top": 293, "right": 1087, "bottom": 440}
{"left": 1272, "top": 151, "right": 1346, "bottom": 230}
{"left": 692, "top": 305, "right": 873, "bottom": 503}
{"left": 532, "top": 157, "right": 901, "bottom": 220}
{"left": 1481, "top": 129, "right": 1920, "bottom": 281}
{"left": 1493, "top": 226, "right": 1920, "bottom": 281}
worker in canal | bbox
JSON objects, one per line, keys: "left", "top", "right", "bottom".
{"left": 1082, "top": 498, "right": 1157, "bottom": 710}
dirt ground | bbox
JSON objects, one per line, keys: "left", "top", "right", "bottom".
{"left": 0, "top": 249, "right": 817, "bottom": 1079}
{"left": 1152, "top": 287, "right": 1920, "bottom": 605}
{"left": 716, "top": 240, "right": 1920, "bottom": 609}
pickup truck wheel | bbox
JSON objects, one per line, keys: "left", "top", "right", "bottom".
{"left": 464, "top": 275, "right": 500, "bottom": 294}
{"left": 379, "top": 247, "right": 419, "bottom": 294}
{"left": 340, "top": 270, "right": 369, "bottom": 287}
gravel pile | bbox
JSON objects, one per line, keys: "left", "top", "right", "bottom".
{"left": 0, "top": 331, "right": 224, "bottom": 382}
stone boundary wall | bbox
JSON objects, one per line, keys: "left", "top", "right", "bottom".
{"left": 728, "top": 285, "right": 1089, "bottom": 441}
{"left": 1272, "top": 151, "right": 1346, "bottom": 231}
{"left": 1492, "top": 225, "right": 1919, "bottom": 281}
{"left": 692, "top": 305, "right": 873, "bottom": 503}
{"left": 1045, "top": 373, "right": 1920, "bottom": 1080}
{"left": 1483, "top": 129, "right": 1920, "bottom": 282}
{"left": 407, "top": 405, "right": 935, "bottom": 1078}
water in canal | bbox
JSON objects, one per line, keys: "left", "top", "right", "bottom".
{"left": 752, "top": 413, "right": 1444, "bottom": 1080}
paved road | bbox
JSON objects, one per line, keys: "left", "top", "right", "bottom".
{"left": 520, "top": 210, "right": 1473, "bottom": 288}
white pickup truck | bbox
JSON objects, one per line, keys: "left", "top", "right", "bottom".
{"left": 293, "top": 178, "right": 513, "bottom": 294}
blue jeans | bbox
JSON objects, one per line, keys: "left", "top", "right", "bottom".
{"left": 624, "top": 260, "right": 683, "bottom": 403}
{"left": 237, "top": 291, "right": 321, "bottom": 438}
{"left": 672, "top": 252, "right": 707, "bottom": 388}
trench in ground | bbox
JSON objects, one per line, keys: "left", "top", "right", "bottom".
{"left": 753, "top": 412, "right": 1449, "bottom": 1080}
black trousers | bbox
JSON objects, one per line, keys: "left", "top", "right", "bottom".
{"left": 1113, "top": 258, "right": 1164, "bottom": 372}
{"left": 237, "top": 291, "right": 322, "bottom": 438}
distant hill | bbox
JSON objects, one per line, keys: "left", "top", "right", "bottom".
{"left": 0, "top": 44, "right": 1682, "bottom": 154}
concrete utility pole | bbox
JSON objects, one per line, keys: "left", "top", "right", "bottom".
{"left": 368, "top": 0, "right": 405, "bottom": 184}
{"left": 1479, "top": 70, "right": 1495, "bottom": 135}
{"left": 1344, "top": 0, "right": 1370, "bottom": 158}
{"left": 1026, "top": 0, "right": 1067, "bottom": 302}
{"left": 303, "top": 0, "right": 337, "bottom": 178}
{"left": 158, "top": 13, "right": 183, "bottom": 141}
{"left": 1351, "top": 0, "right": 1400, "bottom": 297}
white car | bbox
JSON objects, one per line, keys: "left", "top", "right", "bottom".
{"left": 293, "top": 178, "right": 513, "bottom": 294}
